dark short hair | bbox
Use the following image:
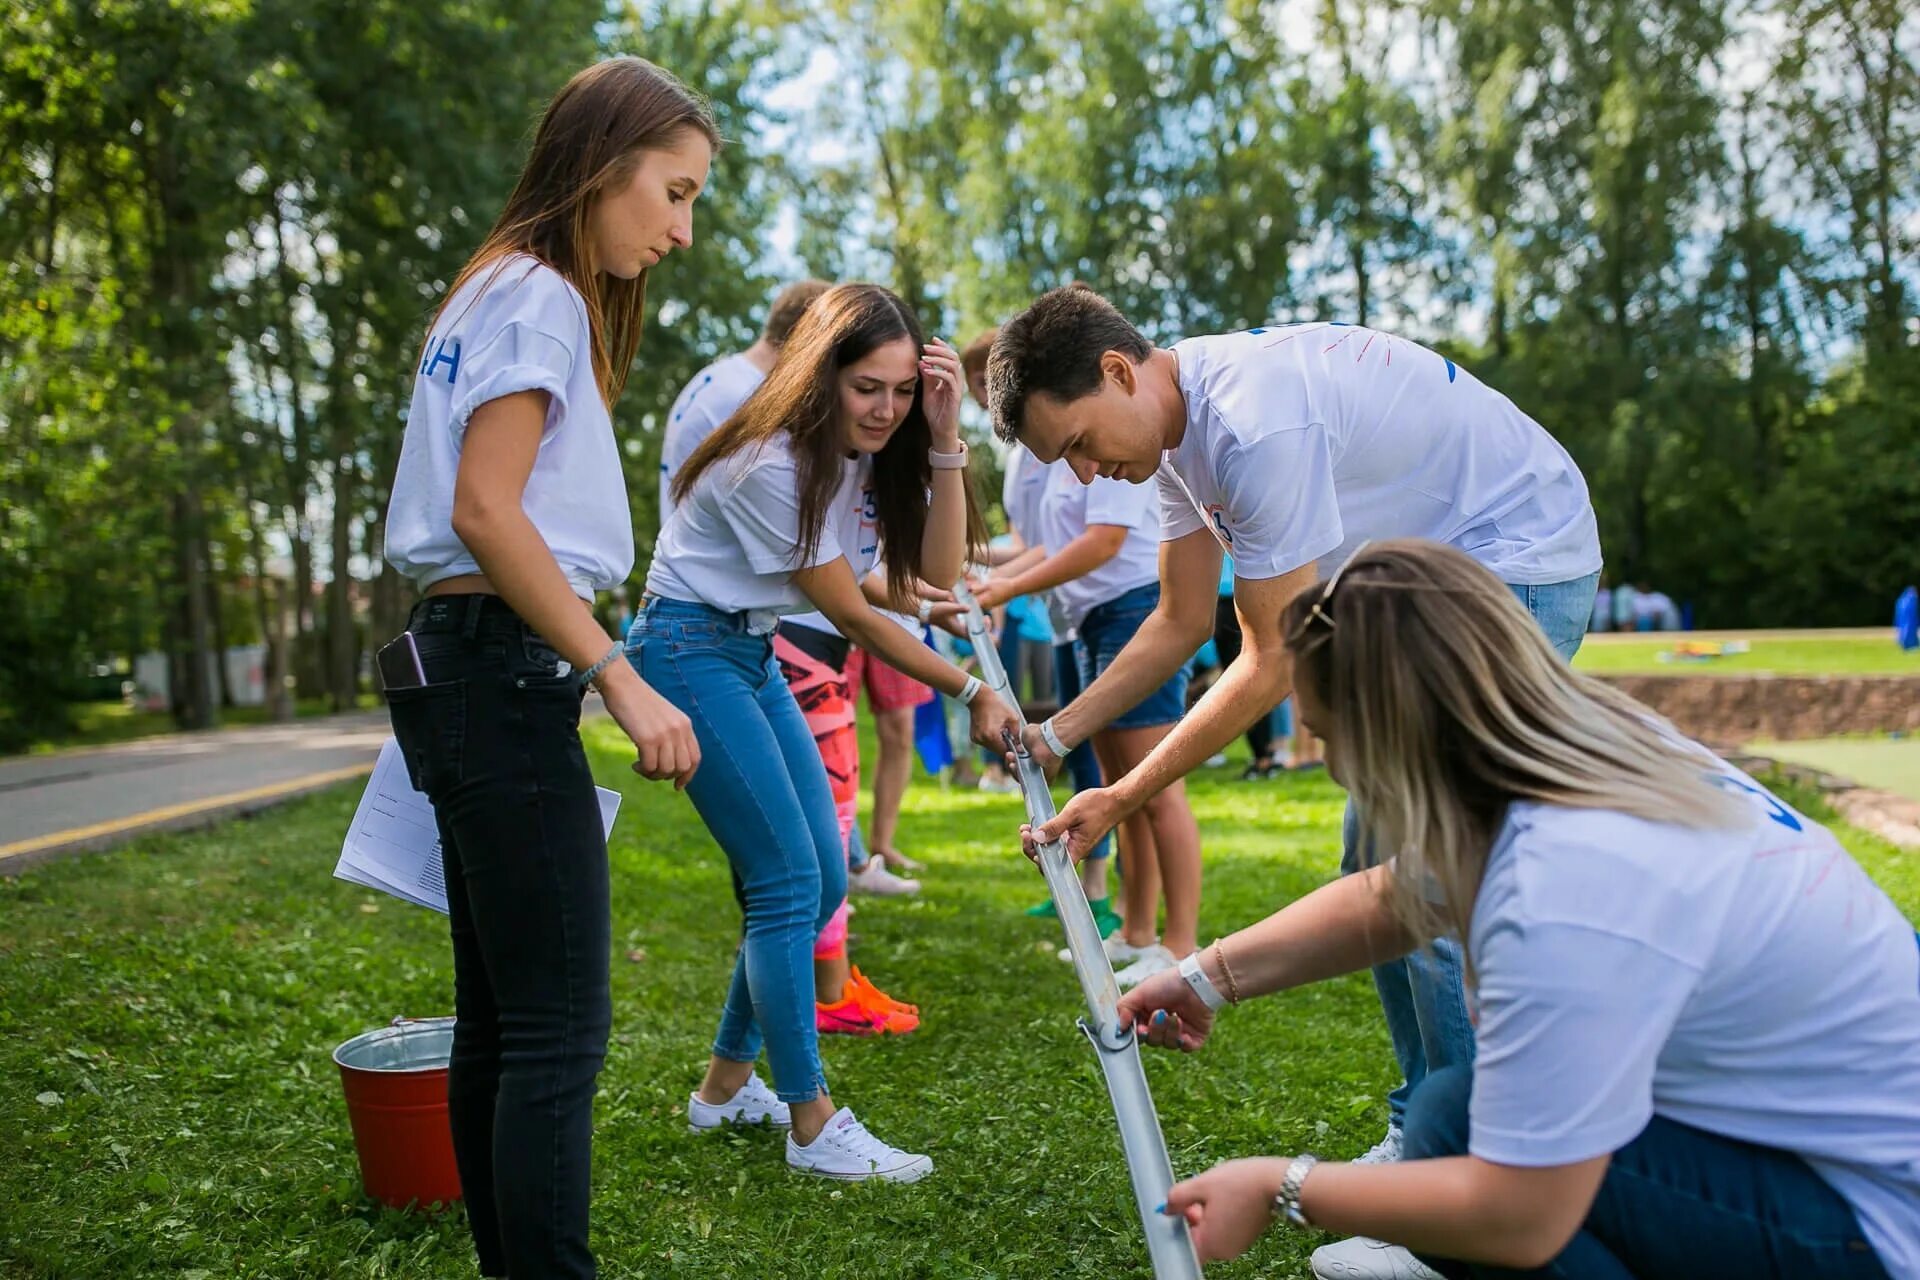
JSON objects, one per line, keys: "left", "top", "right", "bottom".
{"left": 986, "top": 286, "right": 1151, "bottom": 443}
{"left": 763, "top": 279, "right": 831, "bottom": 347}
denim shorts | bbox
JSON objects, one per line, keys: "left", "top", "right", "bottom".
{"left": 1075, "top": 581, "right": 1191, "bottom": 730}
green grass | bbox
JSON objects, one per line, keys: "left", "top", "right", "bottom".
{"left": 1748, "top": 735, "right": 1920, "bottom": 803}
{"left": 2, "top": 726, "right": 1914, "bottom": 1279}
{"left": 5, "top": 696, "right": 382, "bottom": 757}
{"left": 1572, "top": 632, "right": 1920, "bottom": 677}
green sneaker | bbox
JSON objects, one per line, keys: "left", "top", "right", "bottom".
{"left": 1024, "top": 899, "right": 1059, "bottom": 918}
{"left": 1089, "top": 898, "right": 1124, "bottom": 939}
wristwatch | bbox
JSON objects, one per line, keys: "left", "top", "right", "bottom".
{"left": 1273, "top": 1154, "right": 1319, "bottom": 1228}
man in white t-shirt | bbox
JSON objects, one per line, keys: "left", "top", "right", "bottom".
{"left": 657, "top": 279, "right": 828, "bottom": 517}
{"left": 987, "top": 286, "right": 1604, "bottom": 1274}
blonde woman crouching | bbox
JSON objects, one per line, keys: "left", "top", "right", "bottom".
{"left": 1109, "top": 539, "right": 1918, "bottom": 1280}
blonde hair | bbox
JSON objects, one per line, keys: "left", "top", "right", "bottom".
{"left": 1282, "top": 540, "right": 1746, "bottom": 967}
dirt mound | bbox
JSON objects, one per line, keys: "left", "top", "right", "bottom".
{"left": 1602, "top": 675, "right": 1920, "bottom": 744}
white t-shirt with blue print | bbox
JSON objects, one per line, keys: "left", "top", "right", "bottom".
{"left": 658, "top": 353, "right": 766, "bottom": 517}
{"left": 1157, "top": 326, "right": 1601, "bottom": 585}
{"left": 386, "top": 255, "right": 633, "bottom": 596}
{"left": 1466, "top": 750, "right": 1920, "bottom": 1276}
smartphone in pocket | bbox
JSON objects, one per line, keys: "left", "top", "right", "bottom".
{"left": 376, "top": 631, "right": 428, "bottom": 692}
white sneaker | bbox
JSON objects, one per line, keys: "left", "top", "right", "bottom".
{"left": 1113, "top": 944, "right": 1178, "bottom": 989}
{"left": 1205, "top": 752, "right": 1229, "bottom": 767}
{"left": 1311, "top": 1236, "right": 1443, "bottom": 1280}
{"left": 977, "top": 774, "right": 1020, "bottom": 794}
{"left": 687, "top": 1072, "right": 790, "bottom": 1133}
{"left": 1059, "top": 934, "right": 1160, "bottom": 965}
{"left": 785, "top": 1107, "right": 933, "bottom": 1183}
{"left": 1355, "top": 1125, "right": 1403, "bottom": 1164}
{"left": 848, "top": 860, "right": 921, "bottom": 897}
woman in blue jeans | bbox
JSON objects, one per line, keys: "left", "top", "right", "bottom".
{"left": 1117, "top": 541, "right": 1918, "bottom": 1279}
{"left": 633, "top": 284, "right": 1017, "bottom": 1182}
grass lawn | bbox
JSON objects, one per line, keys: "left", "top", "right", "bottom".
{"left": 3, "top": 723, "right": 1915, "bottom": 1279}
{"left": 1572, "top": 631, "right": 1920, "bottom": 677}
{"left": 1748, "top": 735, "right": 1920, "bottom": 803}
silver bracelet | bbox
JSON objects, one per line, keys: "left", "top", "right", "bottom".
{"left": 583, "top": 641, "right": 625, "bottom": 688}
{"left": 1038, "top": 716, "right": 1070, "bottom": 759}
{"left": 957, "top": 674, "right": 983, "bottom": 705}
{"left": 1273, "top": 1154, "right": 1319, "bottom": 1228}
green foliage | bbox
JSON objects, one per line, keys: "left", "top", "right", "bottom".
{"left": 3, "top": 0, "right": 1918, "bottom": 748}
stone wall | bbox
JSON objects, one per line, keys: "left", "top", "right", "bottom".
{"left": 1602, "top": 675, "right": 1920, "bottom": 744}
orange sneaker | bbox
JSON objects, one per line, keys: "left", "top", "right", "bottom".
{"left": 816, "top": 988, "right": 886, "bottom": 1037}
{"left": 848, "top": 968, "right": 920, "bottom": 1033}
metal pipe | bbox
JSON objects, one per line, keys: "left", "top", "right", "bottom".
{"left": 952, "top": 580, "right": 1202, "bottom": 1279}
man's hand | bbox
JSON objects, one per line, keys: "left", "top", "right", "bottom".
{"left": 1162, "top": 1157, "right": 1292, "bottom": 1263}
{"left": 1116, "top": 964, "right": 1217, "bottom": 1052}
{"left": 1020, "top": 785, "right": 1125, "bottom": 864}
{"left": 971, "top": 577, "right": 1013, "bottom": 611}
{"left": 1016, "top": 721, "right": 1065, "bottom": 778}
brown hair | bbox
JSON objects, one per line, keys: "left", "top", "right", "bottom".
{"left": 960, "top": 329, "right": 998, "bottom": 377}
{"left": 427, "top": 57, "right": 720, "bottom": 406}
{"left": 986, "top": 285, "right": 1151, "bottom": 443}
{"left": 675, "top": 283, "right": 987, "bottom": 605}
{"left": 1282, "top": 540, "right": 1744, "bottom": 972}
{"left": 763, "top": 280, "right": 831, "bottom": 348}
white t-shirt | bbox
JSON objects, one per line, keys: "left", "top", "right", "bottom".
{"left": 1037, "top": 465, "right": 1162, "bottom": 632}
{"left": 1158, "top": 326, "right": 1601, "bottom": 584}
{"left": 386, "top": 255, "right": 633, "bottom": 596}
{"left": 1002, "top": 444, "right": 1053, "bottom": 546}
{"left": 658, "top": 352, "right": 767, "bottom": 516}
{"left": 1466, "top": 754, "right": 1920, "bottom": 1276}
{"left": 646, "top": 436, "right": 879, "bottom": 617}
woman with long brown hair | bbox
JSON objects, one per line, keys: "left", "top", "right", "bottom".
{"left": 382, "top": 57, "right": 714, "bottom": 1278}
{"left": 1108, "top": 541, "right": 1918, "bottom": 1280}
{"left": 630, "top": 283, "right": 1018, "bottom": 1181}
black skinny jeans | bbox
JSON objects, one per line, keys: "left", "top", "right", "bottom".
{"left": 386, "top": 594, "right": 612, "bottom": 1280}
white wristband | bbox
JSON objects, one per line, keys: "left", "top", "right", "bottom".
{"left": 1178, "top": 951, "right": 1229, "bottom": 1013}
{"left": 928, "top": 441, "right": 969, "bottom": 470}
{"left": 1038, "top": 716, "right": 1070, "bottom": 759}
{"left": 917, "top": 598, "right": 934, "bottom": 623}
{"left": 958, "top": 674, "right": 983, "bottom": 705}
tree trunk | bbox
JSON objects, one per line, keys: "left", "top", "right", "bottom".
{"left": 173, "top": 489, "right": 217, "bottom": 730}
{"left": 327, "top": 452, "right": 358, "bottom": 712}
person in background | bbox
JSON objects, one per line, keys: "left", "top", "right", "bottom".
{"left": 658, "top": 278, "right": 831, "bottom": 517}
{"left": 964, "top": 329, "right": 1121, "bottom": 937}
{"left": 974, "top": 450, "right": 1203, "bottom": 990}
{"left": 1611, "top": 579, "right": 1637, "bottom": 633}
{"left": 1212, "top": 553, "right": 1282, "bottom": 779}
{"left": 1117, "top": 541, "right": 1916, "bottom": 1280}
{"left": 1589, "top": 577, "right": 1611, "bottom": 633}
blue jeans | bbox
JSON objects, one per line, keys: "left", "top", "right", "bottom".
{"left": 627, "top": 598, "right": 845, "bottom": 1103}
{"left": 1403, "top": 1065, "right": 1891, "bottom": 1280}
{"left": 1075, "top": 582, "right": 1191, "bottom": 729}
{"left": 1343, "top": 571, "right": 1601, "bottom": 1126}
{"left": 1054, "top": 640, "right": 1114, "bottom": 864}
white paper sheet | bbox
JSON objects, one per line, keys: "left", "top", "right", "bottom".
{"left": 335, "top": 738, "right": 621, "bottom": 914}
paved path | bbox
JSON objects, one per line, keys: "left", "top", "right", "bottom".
{"left": 0, "top": 711, "right": 395, "bottom": 871}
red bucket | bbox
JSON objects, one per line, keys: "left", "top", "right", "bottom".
{"left": 334, "top": 1016, "right": 462, "bottom": 1209}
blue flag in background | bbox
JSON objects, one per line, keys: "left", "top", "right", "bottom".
{"left": 913, "top": 625, "right": 955, "bottom": 774}
{"left": 1896, "top": 586, "right": 1918, "bottom": 651}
